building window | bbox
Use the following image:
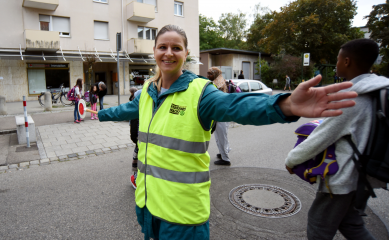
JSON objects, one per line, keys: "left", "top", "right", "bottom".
{"left": 137, "top": 0, "right": 157, "bottom": 11}
{"left": 94, "top": 21, "right": 109, "bottom": 40}
{"left": 174, "top": 1, "right": 183, "bottom": 16}
{"left": 93, "top": 0, "right": 108, "bottom": 3}
{"left": 39, "top": 15, "right": 70, "bottom": 36}
{"left": 138, "top": 27, "right": 157, "bottom": 40}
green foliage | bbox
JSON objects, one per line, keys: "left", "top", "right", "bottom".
{"left": 246, "top": 13, "right": 274, "bottom": 52}
{"left": 260, "top": 0, "right": 364, "bottom": 64}
{"left": 218, "top": 12, "right": 248, "bottom": 49}
{"left": 365, "top": 1, "right": 389, "bottom": 77}
{"left": 256, "top": 55, "right": 314, "bottom": 89}
{"left": 199, "top": 14, "right": 224, "bottom": 50}
{"left": 255, "top": 60, "right": 271, "bottom": 85}
{"left": 246, "top": 3, "right": 274, "bottom": 52}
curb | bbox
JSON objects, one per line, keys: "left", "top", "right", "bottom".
{"left": 0, "top": 143, "right": 134, "bottom": 174}
{"left": 0, "top": 129, "right": 17, "bottom": 135}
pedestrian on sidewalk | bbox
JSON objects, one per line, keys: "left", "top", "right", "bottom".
{"left": 90, "top": 85, "right": 99, "bottom": 120}
{"left": 97, "top": 24, "right": 358, "bottom": 240}
{"left": 96, "top": 82, "right": 107, "bottom": 110}
{"left": 285, "top": 39, "right": 388, "bottom": 240}
{"left": 284, "top": 75, "right": 292, "bottom": 91}
{"left": 129, "top": 87, "right": 140, "bottom": 189}
{"left": 207, "top": 67, "right": 231, "bottom": 166}
{"left": 238, "top": 70, "right": 244, "bottom": 79}
{"left": 73, "top": 78, "right": 83, "bottom": 123}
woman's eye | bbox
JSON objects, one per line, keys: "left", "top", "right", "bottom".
{"left": 159, "top": 46, "right": 166, "bottom": 49}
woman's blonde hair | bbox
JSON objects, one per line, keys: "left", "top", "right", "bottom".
{"left": 146, "top": 25, "right": 188, "bottom": 92}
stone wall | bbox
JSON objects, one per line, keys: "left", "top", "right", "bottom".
{"left": 0, "top": 60, "right": 28, "bottom": 102}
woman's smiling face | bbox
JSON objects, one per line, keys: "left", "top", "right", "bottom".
{"left": 153, "top": 31, "right": 188, "bottom": 76}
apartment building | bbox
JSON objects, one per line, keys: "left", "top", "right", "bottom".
{"left": 0, "top": 0, "right": 199, "bottom": 102}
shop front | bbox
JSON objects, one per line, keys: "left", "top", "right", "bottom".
{"left": 129, "top": 64, "right": 156, "bottom": 87}
{"left": 27, "top": 63, "right": 70, "bottom": 94}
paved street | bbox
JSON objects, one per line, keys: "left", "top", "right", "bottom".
{"left": 0, "top": 116, "right": 388, "bottom": 239}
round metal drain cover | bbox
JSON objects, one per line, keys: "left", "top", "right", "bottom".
{"left": 229, "top": 184, "right": 301, "bottom": 218}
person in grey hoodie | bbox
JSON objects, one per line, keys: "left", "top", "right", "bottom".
{"left": 285, "top": 39, "right": 389, "bottom": 240}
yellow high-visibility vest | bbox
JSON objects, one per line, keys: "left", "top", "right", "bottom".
{"left": 136, "top": 78, "right": 213, "bottom": 225}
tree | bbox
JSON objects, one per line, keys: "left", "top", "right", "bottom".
{"left": 256, "top": 54, "right": 314, "bottom": 88}
{"left": 199, "top": 14, "right": 224, "bottom": 50}
{"left": 246, "top": 12, "right": 274, "bottom": 52}
{"left": 218, "top": 12, "right": 248, "bottom": 49}
{"left": 365, "top": 1, "right": 389, "bottom": 77}
{"left": 259, "top": 0, "right": 364, "bottom": 64}
{"left": 246, "top": 4, "right": 273, "bottom": 52}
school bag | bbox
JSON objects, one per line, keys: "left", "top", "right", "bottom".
{"left": 84, "top": 91, "right": 90, "bottom": 102}
{"left": 345, "top": 87, "right": 389, "bottom": 215}
{"left": 67, "top": 86, "right": 77, "bottom": 101}
{"left": 227, "top": 80, "right": 241, "bottom": 93}
{"left": 292, "top": 119, "right": 339, "bottom": 187}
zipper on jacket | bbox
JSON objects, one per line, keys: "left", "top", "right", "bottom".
{"left": 144, "top": 98, "right": 167, "bottom": 205}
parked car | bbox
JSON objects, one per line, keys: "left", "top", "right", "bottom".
{"left": 230, "top": 79, "right": 273, "bottom": 95}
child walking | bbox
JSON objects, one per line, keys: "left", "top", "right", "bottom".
{"left": 73, "top": 78, "right": 83, "bottom": 123}
{"left": 285, "top": 39, "right": 388, "bottom": 240}
{"left": 129, "top": 87, "right": 140, "bottom": 189}
{"left": 90, "top": 85, "right": 99, "bottom": 120}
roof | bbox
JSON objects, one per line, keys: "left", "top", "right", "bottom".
{"left": 200, "top": 48, "right": 270, "bottom": 57}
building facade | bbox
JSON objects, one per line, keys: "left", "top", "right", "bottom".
{"left": 200, "top": 48, "right": 271, "bottom": 80}
{"left": 0, "top": 0, "right": 199, "bottom": 102}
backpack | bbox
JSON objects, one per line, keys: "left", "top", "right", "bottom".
{"left": 67, "top": 86, "right": 77, "bottom": 101}
{"left": 84, "top": 91, "right": 90, "bottom": 102}
{"left": 292, "top": 119, "right": 339, "bottom": 186}
{"left": 226, "top": 80, "right": 241, "bottom": 93}
{"left": 345, "top": 87, "right": 389, "bottom": 215}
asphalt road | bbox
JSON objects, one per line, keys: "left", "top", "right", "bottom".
{"left": 1, "top": 119, "right": 388, "bottom": 239}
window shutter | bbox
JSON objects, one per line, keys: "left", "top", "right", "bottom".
{"left": 144, "top": 0, "right": 156, "bottom": 6}
{"left": 94, "top": 21, "right": 109, "bottom": 40}
{"left": 39, "top": 15, "right": 50, "bottom": 22}
{"left": 52, "top": 17, "right": 70, "bottom": 33}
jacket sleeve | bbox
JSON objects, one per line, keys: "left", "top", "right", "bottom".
{"left": 284, "top": 102, "right": 362, "bottom": 168}
{"left": 98, "top": 93, "right": 140, "bottom": 121}
{"left": 199, "top": 84, "right": 299, "bottom": 128}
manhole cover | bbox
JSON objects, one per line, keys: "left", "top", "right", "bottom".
{"left": 229, "top": 184, "right": 301, "bottom": 218}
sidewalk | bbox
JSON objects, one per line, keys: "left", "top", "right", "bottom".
{"left": 1, "top": 94, "right": 133, "bottom": 118}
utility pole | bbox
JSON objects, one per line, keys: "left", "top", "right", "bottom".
{"left": 301, "top": 53, "right": 304, "bottom": 81}
{"left": 116, "top": 32, "right": 121, "bottom": 106}
{"left": 259, "top": 52, "right": 261, "bottom": 80}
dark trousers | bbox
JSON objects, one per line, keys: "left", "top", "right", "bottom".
{"left": 308, "top": 191, "right": 375, "bottom": 240}
{"left": 99, "top": 96, "right": 104, "bottom": 110}
{"left": 74, "top": 101, "right": 80, "bottom": 121}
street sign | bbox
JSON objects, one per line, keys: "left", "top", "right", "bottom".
{"left": 303, "top": 53, "right": 310, "bottom": 66}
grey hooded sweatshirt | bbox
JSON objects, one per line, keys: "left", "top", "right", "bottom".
{"left": 285, "top": 73, "right": 389, "bottom": 194}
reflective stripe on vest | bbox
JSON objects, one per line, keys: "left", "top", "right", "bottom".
{"left": 138, "top": 131, "right": 210, "bottom": 154}
{"left": 136, "top": 78, "right": 213, "bottom": 225}
{"left": 138, "top": 161, "right": 210, "bottom": 184}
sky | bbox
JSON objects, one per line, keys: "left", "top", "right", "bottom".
{"left": 199, "top": 0, "right": 386, "bottom": 27}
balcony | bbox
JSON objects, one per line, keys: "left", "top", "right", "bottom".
{"left": 24, "top": 30, "right": 60, "bottom": 51}
{"left": 128, "top": 38, "right": 154, "bottom": 55}
{"left": 22, "top": 0, "right": 59, "bottom": 10}
{"left": 127, "top": 1, "right": 155, "bottom": 23}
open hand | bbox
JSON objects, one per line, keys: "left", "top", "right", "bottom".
{"left": 280, "top": 75, "right": 358, "bottom": 117}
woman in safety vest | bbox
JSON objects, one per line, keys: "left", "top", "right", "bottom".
{"left": 98, "top": 25, "right": 357, "bottom": 239}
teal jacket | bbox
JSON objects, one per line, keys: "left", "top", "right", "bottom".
{"left": 98, "top": 70, "right": 298, "bottom": 127}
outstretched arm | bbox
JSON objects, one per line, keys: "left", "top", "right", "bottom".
{"left": 279, "top": 75, "right": 357, "bottom": 118}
